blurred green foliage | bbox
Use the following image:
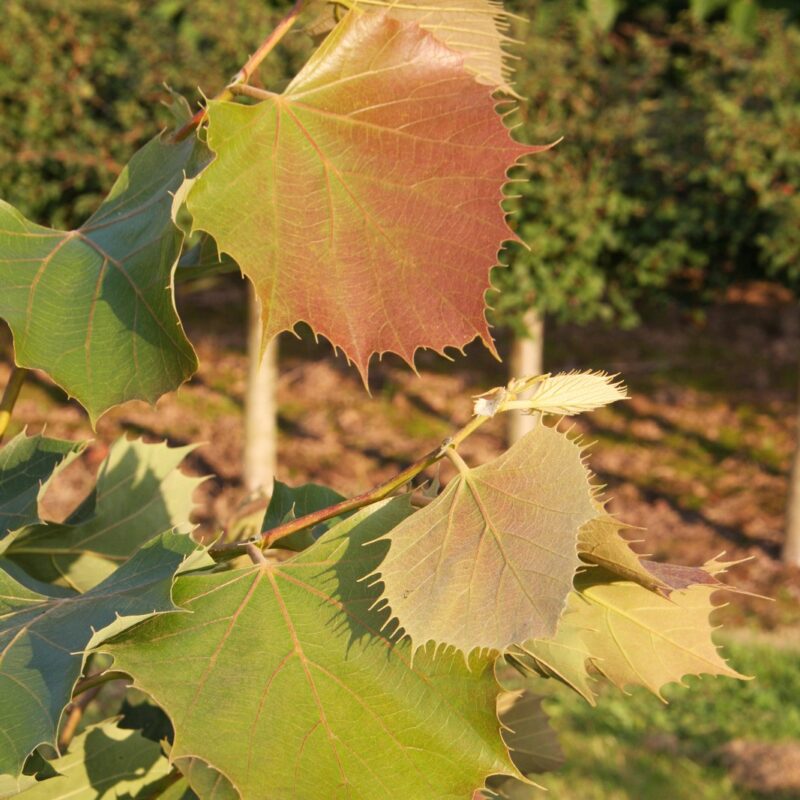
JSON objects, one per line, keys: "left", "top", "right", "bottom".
{"left": 493, "top": 2, "right": 800, "bottom": 333}
{"left": 0, "top": 0, "right": 309, "bottom": 230}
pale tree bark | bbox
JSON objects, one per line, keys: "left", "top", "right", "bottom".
{"left": 244, "top": 284, "right": 278, "bottom": 495}
{"left": 508, "top": 308, "right": 545, "bottom": 445}
{"left": 783, "top": 347, "right": 800, "bottom": 565}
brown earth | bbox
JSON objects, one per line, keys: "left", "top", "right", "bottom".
{"left": 5, "top": 277, "right": 800, "bottom": 628}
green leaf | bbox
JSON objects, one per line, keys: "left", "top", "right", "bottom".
{"left": 376, "top": 425, "right": 597, "bottom": 653}
{"left": 103, "top": 499, "right": 519, "bottom": 799}
{"left": 263, "top": 480, "right": 345, "bottom": 552}
{"left": 175, "top": 758, "right": 238, "bottom": 800}
{"left": 0, "top": 531, "right": 200, "bottom": 778}
{"left": 10, "top": 720, "right": 172, "bottom": 799}
{"left": 0, "top": 133, "right": 203, "bottom": 424}
{"left": 4, "top": 437, "right": 203, "bottom": 592}
{"left": 308, "top": 0, "right": 518, "bottom": 93}
{"left": 0, "top": 432, "right": 83, "bottom": 539}
{"left": 187, "top": 10, "right": 541, "bottom": 379}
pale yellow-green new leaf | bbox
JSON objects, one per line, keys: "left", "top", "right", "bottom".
{"left": 512, "top": 371, "right": 629, "bottom": 417}
{"left": 506, "top": 619, "right": 597, "bottom": 705}
{"left": 307, "top": 0, "right": 518, "bottom": 93}
{"left": 576, "top": 570, "right": 746, "bottom": 697}
{"left": 532, "top": 569, "right": 746, "bottom": 701}
{"left": 376, "top": 424, "right": 596, "bottom": 653}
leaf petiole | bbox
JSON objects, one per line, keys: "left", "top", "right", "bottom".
{"left": 172, "top": 0, "right": 306, "bottom": 142}
{"left": 0, "top": 366, "right": 28, "bottom": 442}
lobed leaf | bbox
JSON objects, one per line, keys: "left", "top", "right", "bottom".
{"left": 3, "top": 437, "right": 203, "bottom": 592}
{"left": 187, "top": 11, "right": 544, "bottom": 379}
{"left": 0, "top": 531, "right": 200, "bottom": 778}
{"left": 262, "top": 479, "right": 346, "bottom": 552}
{"left": 103, "top": 499, "right": 520, "bottom": 799}
{"left": 513, "top": 567, "right": 746, "bottom": 703}
{"left": 578, "top": 513, "right": 725, "bottom": 596}
{"left": 0, "top": 432, "right": 83, "bottom": 540}
{"left": 0, "top": 133, "right": 204, "bottom": 424}
{"left": 376, "top": 424, "right": 596, "bottom": 653}
{"left": 307, "top": 0, "right": 519, "bottom": 93}
{"left": 9, "top": 720, "right": 172, "bottom": 799}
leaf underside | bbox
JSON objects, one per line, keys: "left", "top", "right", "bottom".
{"left": 187, "top": 10, "right": 543, "bottom": 378}
{"left": 3, "top": 438, "right": 202, "bottom": 592}
{"left": 103, "top": 500, "right": 519, "bottom": 800}
{"left": 0, "top": 133, "right": 203, "bottom": 423}
{"left": 376, "top": 424, "right": 597, "bottom": 653}
{"left": 0, "top": 532, "right": 197, "bottom": 778}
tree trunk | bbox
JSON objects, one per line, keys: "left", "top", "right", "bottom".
{"left": 508, "top": 308, "right": 545, "bottom": 445}
{"left": 244, "top": 284, "right": 278, "bottom": 495}
{"left": 783, "top": 348, "right": 800, "bottom": 565}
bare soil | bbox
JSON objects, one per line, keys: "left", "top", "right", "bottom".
{"left": 5, "top": 277, "right": 799, "bottom": 628}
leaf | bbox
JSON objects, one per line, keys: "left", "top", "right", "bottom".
{"left": 577, "top": 570, "right": 746, "bottom": 697}
{"left": 10, "top": 720, "right": 172, "bottom": 799}
{"left": 263, "top": 480, "right": 346, "bottom": 552}
{"left": 484, "top": 690, "right": 564, "bottom": 798}
{"left": 506, "top": 627, "right": 597, "bottom": 705}
{"left": 524, "top": 569, "right": 746, "bottom": 703}
{"left": 187, "top": 11, "right": 543, "bottom": 379}
{"left": 175, "top": 757, "right": 238, "bottom": 800}
{"left": 375, "top": 424, "right": 597, "bottom": 653}
{"left": 307, "top": 0, "right": 518, "bottom": 93}
{"left": 0, "top": 133, "right": 204, "bottom": 424}
{"left": 103, "top": 500, "right": 520, "bottom": 799}
{"left": 0, "top": 432, "right": 83, "bottom": 539}
{"left": 512, "top": 371, "right": 629, "bottom": 417}
{"left": 0, "top": 531, "right": 200, "bottom": 778}
{"left": 497, "top": 689, "right": 563, "bottom": 775}
{"left": 578, "top": 513, "right": 724, "bottom": 596}
{"left": 4, "top": 437, "right": 203, "bottom": 592}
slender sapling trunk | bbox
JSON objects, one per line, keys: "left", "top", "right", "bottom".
{"left": 508, "top": 308, "right": 544, "bottom": 444}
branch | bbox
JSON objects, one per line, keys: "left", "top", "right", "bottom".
{"left": 173, "top": 0, "right": 306, "bottom": 142}
{"left": 0, "top": 366, "right": 28, "bottom": 442}
{"left": 71, "top": 670, "right": 129, "bottom": 698}
{"left": 210, "top": 414, "right": 488, "bottom": 558}
{"left": 58, "top": 685, "right": 101, "bottom": 752}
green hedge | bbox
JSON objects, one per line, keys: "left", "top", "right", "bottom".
{"left": 0, "top": 0, "right": 309, "bottom": 230}
{"left": 492, "top": 3, "right": 800, "bottom": 331}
